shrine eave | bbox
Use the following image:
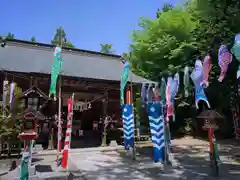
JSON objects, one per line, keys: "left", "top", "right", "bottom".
{"left": 0, "top": 39, "right": 156, "bottom": 84}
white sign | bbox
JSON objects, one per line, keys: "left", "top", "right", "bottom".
{"left": 73, "top": 101, "right": 91, "bottom": 112}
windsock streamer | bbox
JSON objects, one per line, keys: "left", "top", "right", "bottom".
{"left": 122, "top": 104, "right": 135, "bottom": 150}
{"left": 9, "top": 82, "right": 15, "bottom": 110}
{"left": 141, "top": 83, "right": 148, "bottom": 106}
{"left": 183, "top": 66, "right": 190, "bottom": 97}
{"left": 2, "top": 80, "right": 8, "bottom": 119}
{"left": 191, "top": 60, "right": 210, "bottom": 109}
{"left": 49, "top": 46, "right": 62, "bottom": 98}
{"left": 153, "top": 83, "right": 160, "bottom": 101}
{"left": 61, "top": 98, "right": 73, "bottom": 169}
{"left": 160, "top": 78, "right": 166, "bottom": 104}
{"left": 147, "top": 84, "right": 154, "bottom": 102}
{"left": 218, "top": 45, "right": 232, "bottom": 82}
{"left": 166, "top": 77, "right": 174, "bottom": 121}
{"left": 201, "top": 55, "right": 212, "bottom": 88}
{"left": 147, "top": 102, "right": 165, "bottom": 162}
{"left": 231, "top": 33, "right": 240, "bottom": 79}
{"left": 120, "top": 61, "right": 130, "bottom": 105}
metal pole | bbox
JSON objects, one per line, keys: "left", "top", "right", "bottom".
{"left": 57, "top": 26, "right": 63, "bottom": 163}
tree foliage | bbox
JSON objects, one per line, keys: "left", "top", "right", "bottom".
{"left": 100, "top": 44, "right": 115, "bottom": 54}
{"left": 127, "top": 0, "right": 240, "bottom": 136}
{"left": 30, "top": 36, "right": 36, "bottom": 42}
{"left": 0, "top": 84, "right": 23, "bottom": 137}
{"left": 51, "top": 26, "right": 75, "bottom": 48}
{"left": 130, "top": 6, "right": 197, "bottom": 79}
{"left": 6, "top": 32, "right": 15, "bottom": 40}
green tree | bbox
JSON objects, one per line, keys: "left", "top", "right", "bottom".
{"left": 6, "top": 32, "right": 14, "bottom": 39}
{"left": 130, "top": 6, "right": 197, "bottom": 80}
{"left": 100, "top": 44, "right": 115, "bottom": 54}
{"left": 51, "top": 26, "right": 75, "bottom": 48}
{"left": 30, "top": 36, "right": 36, "bottom": 42}
{"left": 0, "top": 84, "right": 23, "bottom": 149}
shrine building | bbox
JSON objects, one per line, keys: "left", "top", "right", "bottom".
{"left": 0, "top": 38, "right": 154, "bottom": 148}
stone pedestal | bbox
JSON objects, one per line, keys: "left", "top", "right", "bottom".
{"left": 109, "top": 140, "right": 118, "bottom": 147}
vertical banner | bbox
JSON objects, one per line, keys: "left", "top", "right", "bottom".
{"left": 122, "top": 104, "right": 134, "bottom": 150}
{"left": 147, "top": 102, "right": 165, "bottom": 162}
{"left": 61, "top": 98, "right": 73, "bottom": 169}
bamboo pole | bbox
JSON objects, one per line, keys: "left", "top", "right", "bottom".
{"left": 56, "top": 26, "right": 63, "bottom": 164}
{"left": 129, "top": 73, "right": 136, "bottom": 160}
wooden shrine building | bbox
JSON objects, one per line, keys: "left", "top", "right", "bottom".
{"left": 0, "top": 38, "right": 154, "bottom": 148}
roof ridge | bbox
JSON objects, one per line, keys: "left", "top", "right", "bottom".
{"left": 2, "top": 37, "right": 121, "bottom": 60}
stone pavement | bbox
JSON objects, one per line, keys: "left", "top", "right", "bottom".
{"left": 1, "top": 137, "right": 239, "bottom": 179}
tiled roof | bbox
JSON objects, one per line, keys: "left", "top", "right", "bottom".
{"left": 0, "top": 39, "right": 155, "bottom": 84}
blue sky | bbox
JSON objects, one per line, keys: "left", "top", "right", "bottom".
{"left": 0, "top": 0, "right": 181, "bottom": 55}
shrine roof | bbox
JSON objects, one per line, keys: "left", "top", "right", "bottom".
{"left": 0, "top": 38, "right": 156, "bottom": 84}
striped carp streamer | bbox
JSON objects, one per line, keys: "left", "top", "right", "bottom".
{"left": 49, "top": 46, "right": 62, "bottom": 98}
{"left": 141, "top": 83, "right": 148, "bottom": 106}
{"left": 183, "top": 66, "right": 190, "bottom": 97}
{"left": 171, "top": 73, "right": 180, "bottom": 98}
{"left": 231, "top": 33, "right": 240, "bottom": 79}
{"left": 160, "top": 77, "right": 166, "bottom": 104}
{"left": 120, "top": 61, "right": 130, "bottom": 105}
{"left": 168, "top": 73, "right": 180, "bottom": 122}
{"left": 191, "top": 60, "right": 210, "bottom": 109}
{"left": 153, "top": 83, "right": 160, "bottom": 101}
{"left": 201, "top": 54, "right": 212, "bottom": 88}
{"left": 218, "top": 44, "right": 232, "bottom": 82}
{"left": 147, "top": 84, "right": 154, "bottom": 102}
{"left": 166, "top": 77, "right": 174, "bottom": 121}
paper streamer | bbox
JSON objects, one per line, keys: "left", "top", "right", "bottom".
{"left": 122, "top": 104, "right": 134, "bottom": 150}
{"left": 191, "top": 60, "right": 210, "bottom": 109}
{"left": 148, "top": 102, "right": 165, "bottom": 162}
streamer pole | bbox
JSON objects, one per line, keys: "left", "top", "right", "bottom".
{"left": 130, "top": 72, "right": 136, "bottom": 160}
{"left": 57, "top": 26, "right": 63, "bottom": 164}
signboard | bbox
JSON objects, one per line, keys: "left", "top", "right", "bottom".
{"left": 73, "top": 101, "right": 92, "bottom": 112}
